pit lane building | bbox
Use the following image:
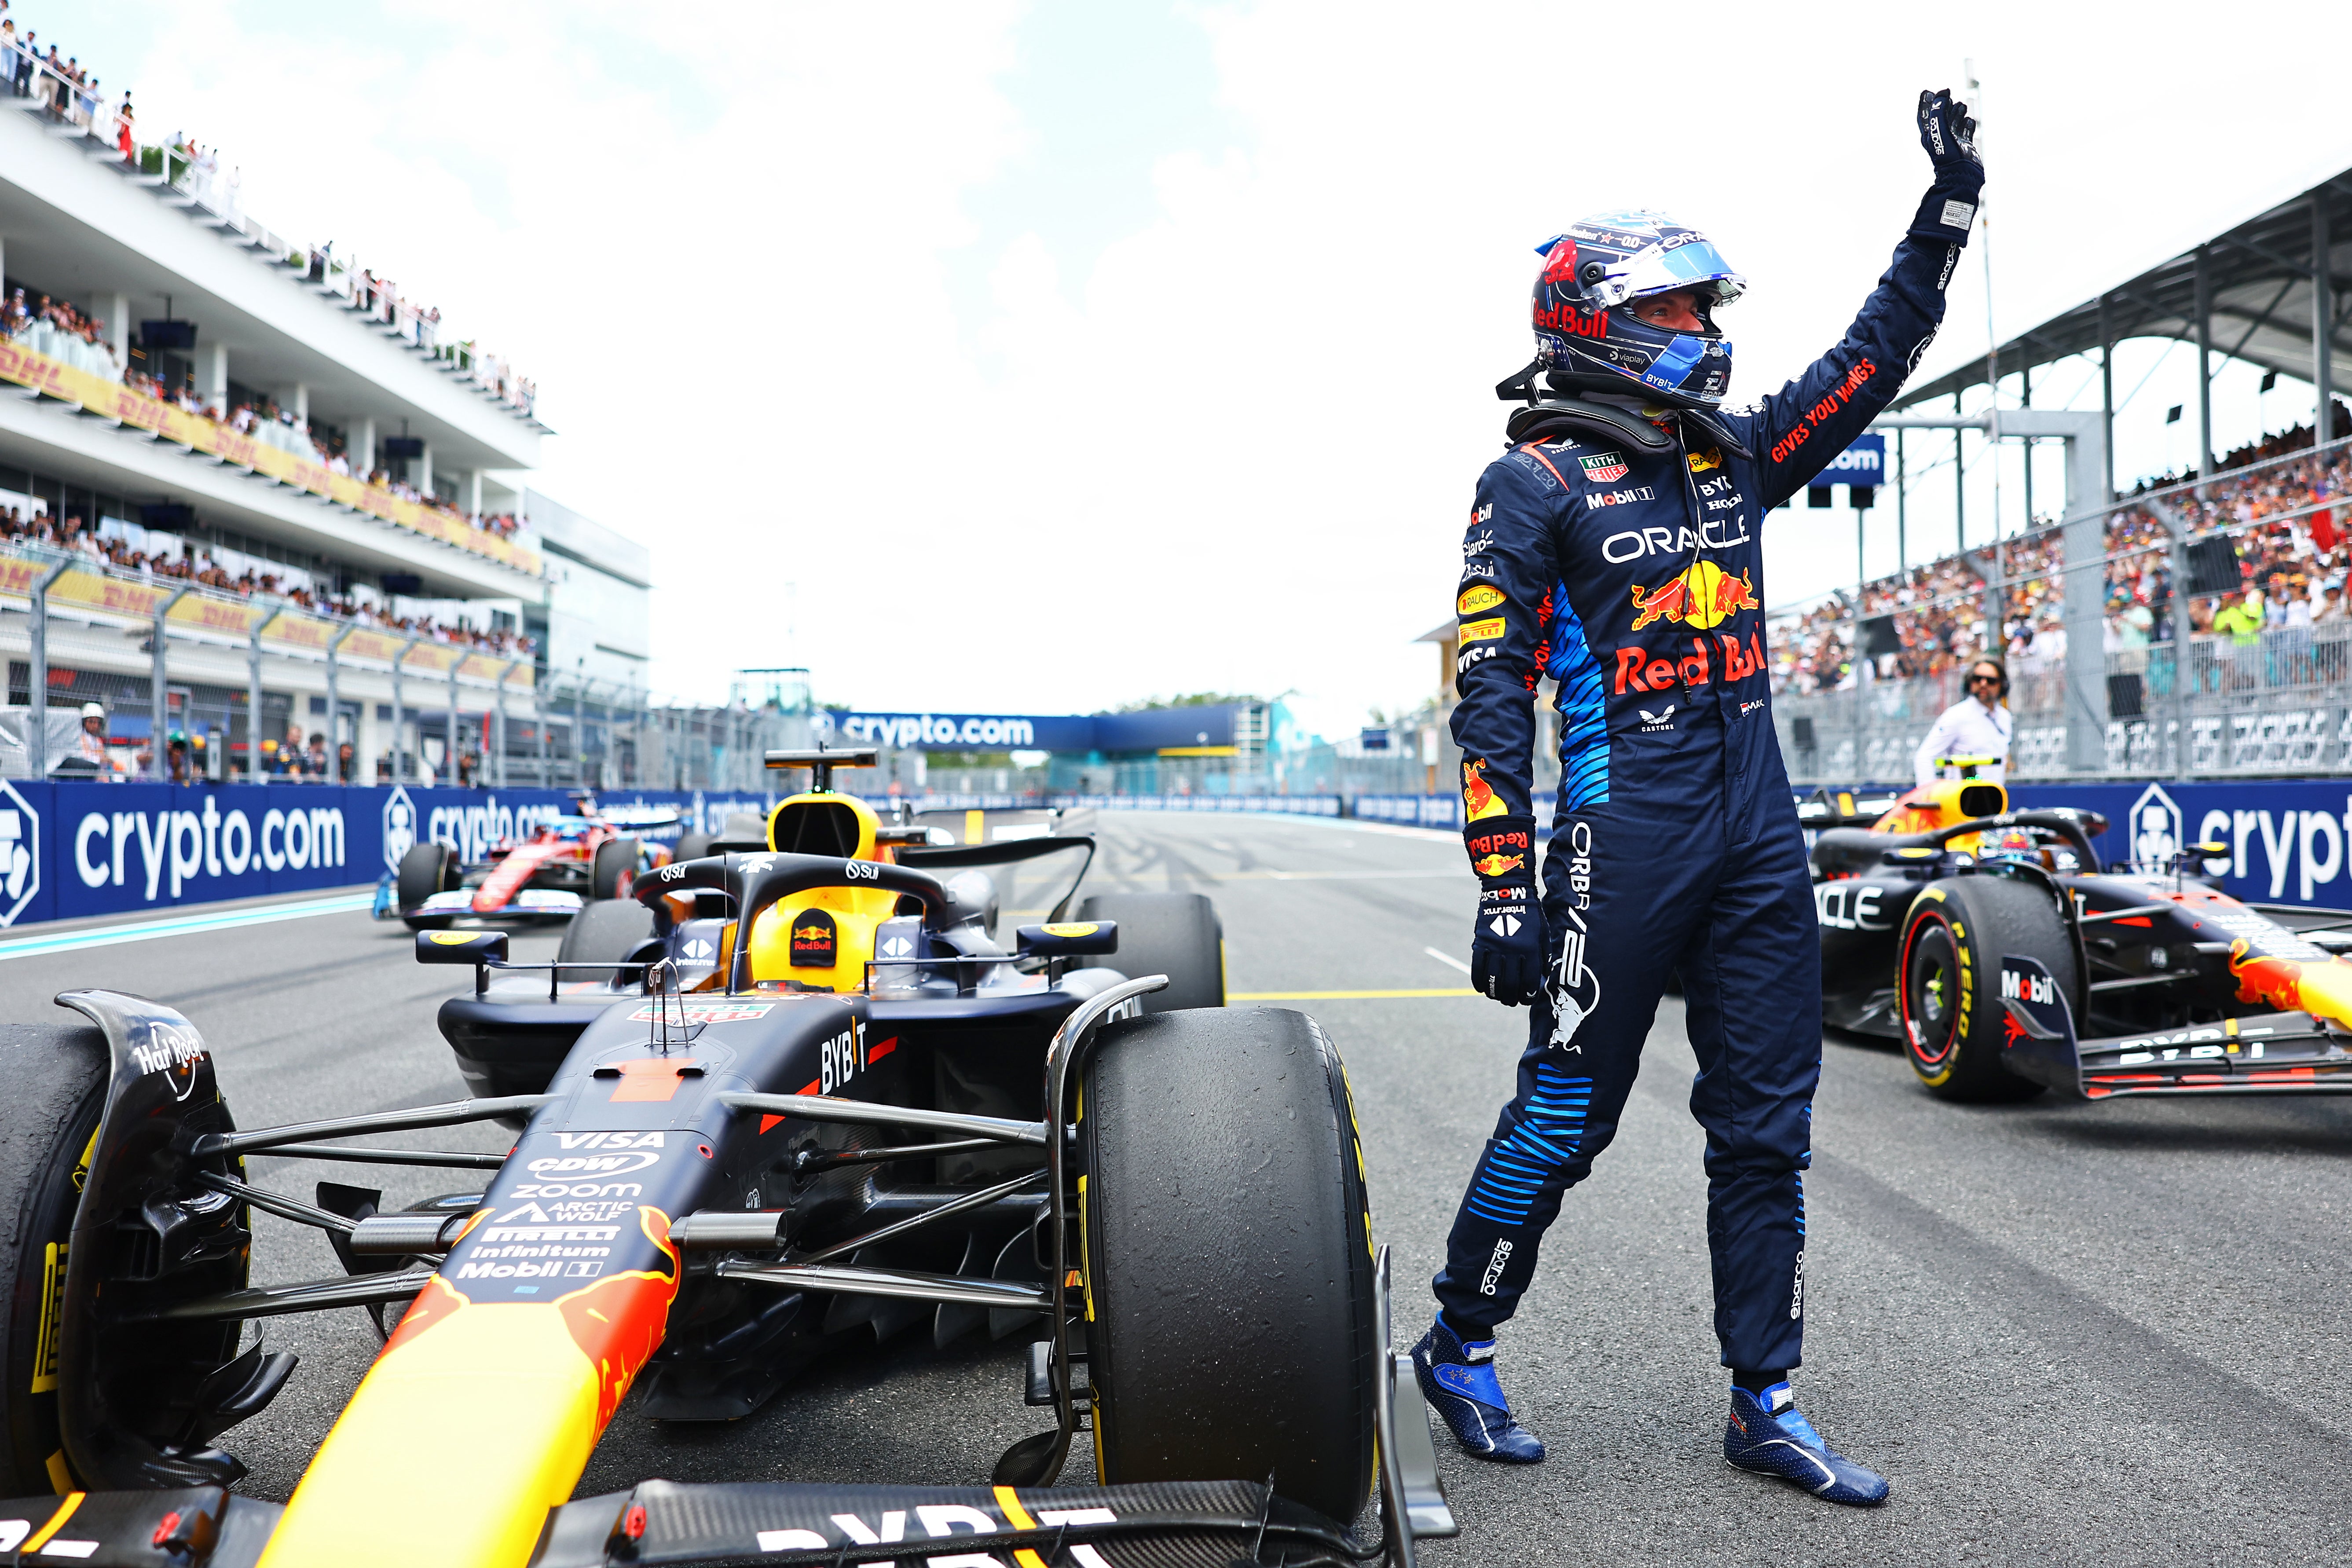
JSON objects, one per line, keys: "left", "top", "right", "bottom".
{"left": 0, "top": 82, "right": 647, "bottom": 782}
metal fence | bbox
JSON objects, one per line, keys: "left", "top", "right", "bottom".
{"left": 0, "top": 540, "right": 825, "bottom": 790}
{"left": 1773, "top": 429, "right": 2352, "bottom": 783}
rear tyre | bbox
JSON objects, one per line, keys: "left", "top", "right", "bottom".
{"left": 1897, "top": 873, "right": 2069, "bottom": 1102}
{"left": 671, "top": 832, "right": 715, "bottom": 865}
{"left": 557, "top": 898, "right": 657, "bottom": 978}
{"left": 0, "top": 1023, "right": 109, "bottom": 1495}
{"left": 1073, "top": 893, "right": 1224, "bottom": 1012}
{"left": 591, "top": 837, "right": 640, "bottom": 902}
{"left": 1079, "top": 1007, "right": 1374, "bottom": 1522}
{"left": 397, "top": 842, "right": 456, "bottom": 927}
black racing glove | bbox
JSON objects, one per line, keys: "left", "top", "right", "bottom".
{"left": 1466, "top": 817, "right": 1545, "bottom": 1006}
{"left": 1909, "top": 87, "right": 1984, "bottom": 242}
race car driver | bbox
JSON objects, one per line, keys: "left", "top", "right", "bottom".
{"left": 1414, "top": 90, "right": 1985, "bottom": 1507}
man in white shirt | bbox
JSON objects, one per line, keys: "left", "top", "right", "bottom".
{"left": 1914, "top": 660, "right": 2013, "bottom": 787}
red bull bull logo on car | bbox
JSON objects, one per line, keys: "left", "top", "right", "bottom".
{"left": 1628, "top": 561, "right": 1758, "bottom": 631}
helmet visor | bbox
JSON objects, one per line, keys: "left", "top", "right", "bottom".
{"left": 1593, "top": 237, "right": 1745, "bottom": 312}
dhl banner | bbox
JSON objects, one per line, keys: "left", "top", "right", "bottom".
{"left": 0, "top": 551, "right": 533, "bottom": 689}
{"left": 0, "top": 339, "right": 542, "bottom": 577}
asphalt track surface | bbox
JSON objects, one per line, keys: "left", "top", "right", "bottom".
{"left": 6, "top": 811, "right": 2349, "bottom": 1564}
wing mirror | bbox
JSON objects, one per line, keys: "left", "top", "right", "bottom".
{"left": 1017, "top": 920, "right": 1118, "bottom": 957}
{"left": 415, "top": 929, "right": 510, "bottom": 965}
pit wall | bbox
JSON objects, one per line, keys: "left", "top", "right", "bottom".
{"left": 0, "top": 783, "right": 776, "bottom": 929}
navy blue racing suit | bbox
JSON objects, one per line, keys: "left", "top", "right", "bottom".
{"left": 1433, "top": 221, "right": 1966, "bottom": 1374}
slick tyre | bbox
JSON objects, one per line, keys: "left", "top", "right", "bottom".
{"left": 591, "top": 838, "right": 640, "bottom": 902}
{"left": 557, "top": 898, "right": 656, "bottom": 977}
{"left": 1897, "top": 874, "right": 2069, "bottom": 1103}
{"left": 1073, "top": 893, "right": 1223, "bottom": 1012}
{"left": 670, "top": 832, "right": 715, "bottom": 865}
{"left": 396, "top": 842, "right": 456, "bottom": 927}
{"left": 0, "top": 1023, "right": 108, "bottom": 1495}
{"left": 1079, "top": 1007, "right": 1374, "bottom": 1522}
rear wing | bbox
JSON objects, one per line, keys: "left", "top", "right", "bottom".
{"left": 1795, "top": 786, "right": 1902, "bottom": 830}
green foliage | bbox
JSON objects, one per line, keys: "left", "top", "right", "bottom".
{"left": 1112, "top": 692, "right": 1261, "bottom": 713}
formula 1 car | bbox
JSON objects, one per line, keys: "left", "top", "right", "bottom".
{"left": 398, "top": 794, "right": 679, "bottom": 931}
{"left": 0, "top": 747, "right": 1454, "bottom": 1567}
{"left": 1806, "top": 771, "right": 2352, "bottom": 1103}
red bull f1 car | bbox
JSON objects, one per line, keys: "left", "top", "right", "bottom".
{"left": 0, "top": 749, "right": 1454, "bottom": 1568}
{"left": 396, "top": 795, "right": 679, "bottom": 931}
{"left": 1806, "top": 773, "right": 2352, "bottom": 1102}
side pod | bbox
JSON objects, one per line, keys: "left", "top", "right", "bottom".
{"left": 1994, "top": 955, "right": 2087, "bottom": 1097}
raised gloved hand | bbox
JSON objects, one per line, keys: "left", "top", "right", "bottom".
{"left": 1909, "top": 87, "right": 1983, "bottom": 242}
{"left": 1466, "top": 817, "right": 1545, "bottom": 1006}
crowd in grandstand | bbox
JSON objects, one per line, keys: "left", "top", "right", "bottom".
{"left": 0, "top": 9, "right": 535, "bottom": 423}
{"left": 2, "top": 288, "right": 527, "bottom": 544}
{"left": 0, "top": 506, "right": 537, "bottom": 657}
{"left": 1771, "top": 406, "right": 2352, "bottom": 697}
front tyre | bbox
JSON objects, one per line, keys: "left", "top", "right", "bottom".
{"left": 1079, "top": 1007, "right": 1374, "bottom": 1521}
{"left": 591, "top": 837, "right": 641, "bottom": 902}
{"left": 0, "top": 1024, "right": 109, "bottom": 1495}
{"left": 397, "top": 841, "right": 456, "bottom": 928}
{"left": 1897, "top": 873, "right": 2069, "bottom": 1102}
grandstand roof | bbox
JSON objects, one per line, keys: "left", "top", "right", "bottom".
{"left": 1894, "top": 169, "right": 2352, "bottom": 409}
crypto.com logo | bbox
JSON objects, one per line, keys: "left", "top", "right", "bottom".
{"left": 382, "top": 786, "right": 417, "bottom": 873}
{"left": 0, "top": 779, "right": 38, "bottom": 926}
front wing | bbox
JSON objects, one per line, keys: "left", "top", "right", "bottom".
{"left": 0, "top": 1479, "right": 1352, "bottom": 1568}
{"left": 1996, "top": 953, "right": 2352, "bottom": 1100}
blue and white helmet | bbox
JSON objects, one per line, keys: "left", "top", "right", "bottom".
{"left": 1530, "top": 210, "right": 1744, "bottom": 410}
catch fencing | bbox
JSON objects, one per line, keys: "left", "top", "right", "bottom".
{"left": 1773, "top": 432, "right": 2352, "bottom": 783}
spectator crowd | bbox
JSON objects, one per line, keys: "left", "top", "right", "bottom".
{"left": 1771, "top": 405, "right": 2352, "bottom": 700}
{"left": 0, "top": 505, "right": 537, "bottom": 659}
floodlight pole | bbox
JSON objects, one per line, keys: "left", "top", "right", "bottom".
{"left": 27, "top": 553, "right": 70, "bottom": 779}
{"left": 150, "top": 586, "right": 194, "bottom": 781}
{"left": 1874, "top": 409, "right": 2110, "bottom": 774}
{"left": 495, "top": 659, "right": 522, "bottom": 788}
{"left": 326, "top": 623, "right": 356, "bottom": 780}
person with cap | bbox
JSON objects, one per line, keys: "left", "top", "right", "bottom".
{"left": 1417, "top": 88, "right": 1988, "bottom": 1509}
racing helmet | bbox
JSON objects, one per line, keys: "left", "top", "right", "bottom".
{"left": 1531, "top": 210, "right": 1743, "bottom": 410}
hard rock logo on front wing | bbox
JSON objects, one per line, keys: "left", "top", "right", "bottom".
{"left": 1628, "top": 561, "right": 1758, "bottom": 632}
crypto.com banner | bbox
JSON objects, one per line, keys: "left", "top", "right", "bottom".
{"left": 0, "top": 783, "right": 781, "bottom": 929}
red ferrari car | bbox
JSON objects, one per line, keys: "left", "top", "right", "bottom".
{"left": 396, "top": 795, "right": 678, "bottom": 930}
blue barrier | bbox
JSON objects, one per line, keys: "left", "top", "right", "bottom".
{"left": 2008, "top": 780, "right": 2352, "bottom": 908}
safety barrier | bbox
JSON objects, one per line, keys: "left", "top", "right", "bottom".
{"left": 1058, "top": 793, "right": 1341, "bottom": 816}
{"left": 0, "top": 783, "right": 778, "bottom": 928}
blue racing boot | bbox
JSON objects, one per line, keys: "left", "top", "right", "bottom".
{"left": 1724, "top": 1383, "right": 1888, "bottom": 1506}
{"left": 1411, "top": 1315, "right": 1544, "bottom": 1463}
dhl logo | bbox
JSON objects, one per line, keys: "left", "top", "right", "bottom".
{"left": 1628, "top": 561, "right": 1758, "bottom": 631}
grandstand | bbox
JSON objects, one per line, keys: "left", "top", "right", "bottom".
{"left": 0, "top": 37, "right": 653, "bottom": 785}
{"left": 1771, "top": 168, "right": 2352, "bottom": 783}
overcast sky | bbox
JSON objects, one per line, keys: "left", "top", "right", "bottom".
{"left": 67, "top": 1, "right": 2352, "bottom": 736}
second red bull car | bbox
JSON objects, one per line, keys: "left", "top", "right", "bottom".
{"left": 1806, "top": 775, "right": 2352, "bottom": 1103}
